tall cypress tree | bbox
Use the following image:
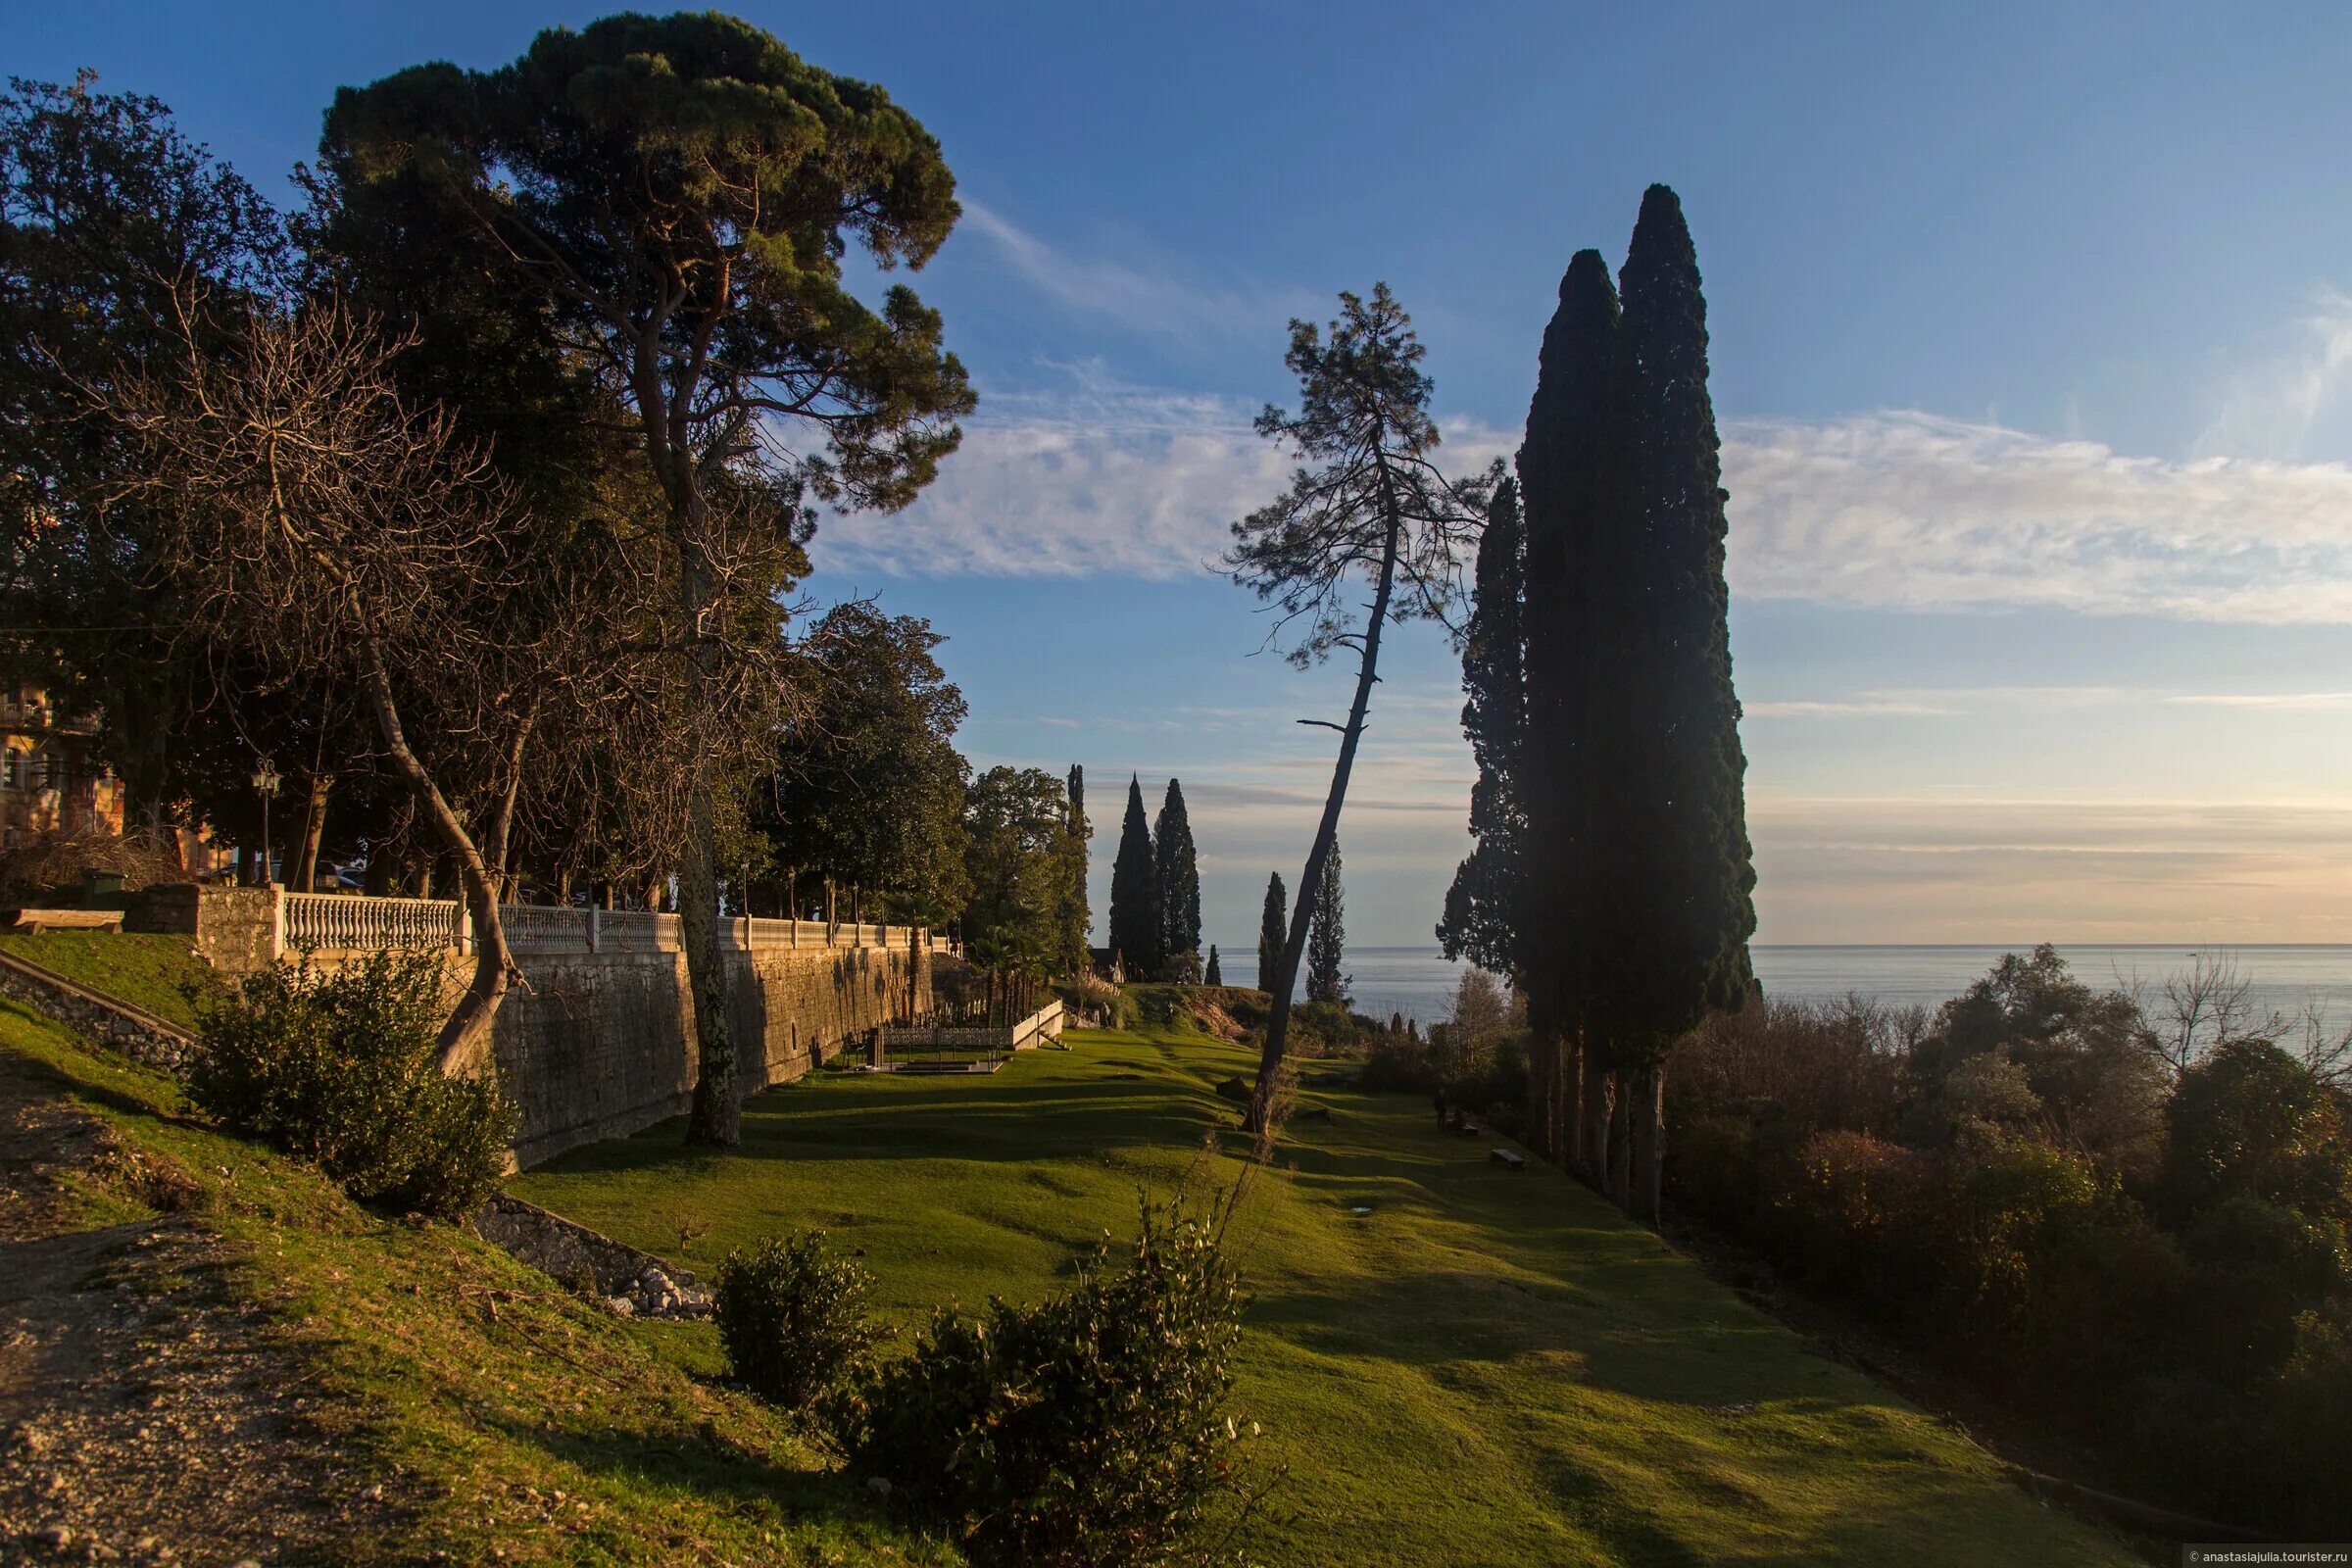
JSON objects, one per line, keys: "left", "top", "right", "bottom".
{"left": 1256, "top": 873, "right": 1287, "bottom": 998}
{"left": 1107, "top": 774, "right": 1160, "bottom": 978}
{"left": 1055, "top": 764, "right": 1093, "bottom": 976}
{"left": 1203, "top": 945, "right": 1222, "bottom": 986}
{"left": 1153, "top": 777, "right": 1201, "bottom": 980}
{"left": 1600, "top": 184, "right": 1756, "bottom": 1220}
{"left": 1304, "top": 842, "right": 1348, "bottom": 1004}
{"left": 1517, "top": 247, "right": 1625, "bottom": 1182}
{"left": 1440, "top": 478, "right": 1539, "bottom": 1149}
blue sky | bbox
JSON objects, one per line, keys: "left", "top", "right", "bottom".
{"left": 22, "top": 2, "right": 2352, "bottom": 946}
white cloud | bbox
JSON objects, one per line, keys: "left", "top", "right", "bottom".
{"left": 1722, "top": 412, "right": 2352, "bottom": 623}
{"left": 1750, "top": 795, "right": 2352, "bottom": 943}
{"left": 823, "top": 376, "right": 2352, "bottom": 626}
{"left": 2195, "top": 290, "right": 2352, "bottom": 461}
{"left": 2163, "top": 691, "right": 2352, "bottom": 710}
{"left": 957, "top": 200, "right": 1318, "bottom": 346}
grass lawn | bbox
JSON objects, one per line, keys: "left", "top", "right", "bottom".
{"left": 1, "top": 1004, "right": 949, "bottom": 1565}
{"left": 0, "top": 930, "right": 221, "bottom": 1030}
{"left": 517, "top": 1014, "right": 2138, "bottom": 1568}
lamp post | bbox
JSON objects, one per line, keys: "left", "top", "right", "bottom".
{"left": 251, "top": 760, "right": 281, "bottom": 888}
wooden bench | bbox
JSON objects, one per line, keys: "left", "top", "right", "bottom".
{"left": 3, "top": 908, "right": 122, "bottom": 934}
{"left": 1488, "top": 1148, "right": 1526, "bottom": 1171}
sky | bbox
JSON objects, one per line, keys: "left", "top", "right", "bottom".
{"left": 20, "top": 1, "right": 2352, "bottom": 947}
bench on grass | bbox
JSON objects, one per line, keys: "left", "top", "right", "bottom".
{"left": 3, "top": 908, "right": 122, "bottom": 934}
{"left": 1489, "top": 1148, "right": 1526, "bottom": 1171}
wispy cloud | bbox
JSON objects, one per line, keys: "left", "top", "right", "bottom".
{"left": 1723, "top": 412, "right": 2352, "bottom": 623}
{"left": 825, "top": 374, "right": 2352, "bottom": 626}
{"left": 1744, "top": 698, "right": 1953, "bottom": 718}
{"left": 957, "top": 199, "right": 1318, "bottom": 346}
{"left": 1751, "top": 795, "right": 2352, "bottom": 942}
{"left": 2162, "top": 691, "right": 2352, "bottom": 710}
{"left": 2195, "top": 289, "right": 2352, "bottom": 461}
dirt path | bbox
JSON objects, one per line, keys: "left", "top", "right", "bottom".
{"left": 0, "top": 1060, "right": 389, "bottom": 1566}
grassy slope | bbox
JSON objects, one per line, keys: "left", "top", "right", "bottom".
{"left": 0, "top": 930, "right": 220, "bottom": 1029}
{"left": 518, "top": 1016, "right": 2136, "bottom": 1568}
{"left": 2, "top": 1002, "right": 952, "bottom": 1567}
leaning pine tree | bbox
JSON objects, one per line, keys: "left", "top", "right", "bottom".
{"left": 1437, "top": 479, "right": 1537, "bottom": 1147}
{"left": 1154, "top": 778, "right": 1201, "bottom": 980}
{"left": 1226, "top": 285, "right": 1494, "bottom": 1132}
{"left": 1524, "top": 188, "right": 1756, "bottom": 1220}
{"left": 1107, "top": 774, "right": 1161, "bottom": 979}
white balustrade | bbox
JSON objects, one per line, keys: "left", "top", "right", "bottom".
{"left": 276, "top": 894, "right": 927, "bottom": 959}
{"left": 282, "top": 892, "right": 458, "bottom": 952}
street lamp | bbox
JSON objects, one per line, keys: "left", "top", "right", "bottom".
{"left": 251, "top": 759, "right": 281, "bottom": 888}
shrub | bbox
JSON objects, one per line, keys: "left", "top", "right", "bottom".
{"left": 714, "top": 1232, "right": 883, "bottom": 1409}
{"left": 184, "top": 949, "right": 514, "bottom": 1219}
{"left": 831, "top": 1197, "right": 1249, "bottom": 1568}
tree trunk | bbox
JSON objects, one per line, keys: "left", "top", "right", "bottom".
{"left": 1246, "top": 461, "right": 1408, "bottom": 1134}
{"left": 357, "top": 650, "right": 516, "bottom": 1079}
{"left": 1524, "top": 1029, "right": 1556, "bottom": 1162}
{"left": 1555, "top": 1029, "right": 1581, "bottom": 1169}
{"left": 1606, "top": 1070, "right": 1634, "bottom": 1207}
{"left": 1631, "top": 1063, "right": 1665, "bottom": 1224}
{"left": 290, "top": 771, "right": 331, "bottom": 893}
{"left": 1580, "top": 1046, "right": 1609, "bottom": 1183}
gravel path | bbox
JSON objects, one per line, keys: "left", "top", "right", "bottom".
{"left": 0, "top": 1060, "right": 392, "bottom": 1566}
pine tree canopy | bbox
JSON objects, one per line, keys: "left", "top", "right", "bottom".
{"left": 1107, "top": 773, "right": 1161, "bottom": 976}
{"left": 1257, "top": 873, "right": 1287, "bottom": 999}
{"left": 1153, "top": 777, "right": 1201, "bottom": 976}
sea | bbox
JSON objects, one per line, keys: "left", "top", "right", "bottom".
{"left": 1216, "top": 944, "right": 2352, "bottom": 1036}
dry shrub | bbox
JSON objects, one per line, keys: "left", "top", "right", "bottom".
{"left": 0, "top": 826, "right": 186, "bottom": 905}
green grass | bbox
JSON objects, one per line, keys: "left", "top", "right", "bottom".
{"left": 1, "top": 1003, "right": 952, "bottom": 1566}
{"left": 0, "top": 929, "right": 221, "bottom": 1029}
{"left": 518, "top": 1016, "right": 2139, "bottom": 1568}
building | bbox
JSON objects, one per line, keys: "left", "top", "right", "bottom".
{"left": 0, "top": 685, "right": 123, "bottom": 846}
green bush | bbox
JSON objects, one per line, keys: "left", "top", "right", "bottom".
{"left": 185, "top": 950, "right": 514, "bottom": 1219}
{"left": 714, "top": 1232, "right": 882, "bottom": 1409}
{"left": 831, "top": 1197, "right": 1250, "bottom": 1568}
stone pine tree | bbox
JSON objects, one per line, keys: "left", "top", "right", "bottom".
{"left": 1107, "top": 774, "right": 1161, "bottom": 979}
{"left": 1203, "top": 945, "right": 1223, "bottom": 986}
{"left": 1056, "top": 764, "right": 1092, "bottom": 976}
{"left": 1226, "top": 285, "right": 1495, "bottom": 1131}
{"left": 1304, "top": 842, "right": 1349, "bottom": 1005}
{"left": 1256, "top": 873, "right": 1287, "bottom": 998}
{"left": 1518, "top": 246, "right": 1627, "bottom": 1186}
{"left": 1601, "top": 185, "right": 1756, "bottom": 1220}
{"left": 1153, "top": 777, "right": 1201, "bottom": 980}
{"left": 1437, "top": 478, "right": 1537, "bottom": 1144}
{"left": 327, "top": 15, "right": 974, "bottom": 1148}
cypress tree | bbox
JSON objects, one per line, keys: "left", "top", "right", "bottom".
{"left": 1517, "top": 247, "right": 1625, "bottom": 1182}
{"left": 1106, "top": 774, "right": 1160, "bottom": 978}
{"left": 1305, "top": 841, "right": 1348, "bottom": 1004}
{"left": 1056, "top": 764, "right": 1093, "bottom": 977}
{"left": 1439, "top": 478, "right": 1534, "bottom": 1139}
{"left": 1203, "top": 945, "right": 1222, "bottom": 986}
{"left": 1153, "top": 777, "right": 1201, "bottom": 980}
{"left": 1600, "top": 184, "right": 1756, "bottom": 1220}
{"left": 1256, "top": 873, "right": 1287, "bottom": 998}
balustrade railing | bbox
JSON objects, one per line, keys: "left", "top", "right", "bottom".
{"left": 273, "top": 891, "right": 956, "bottom": 958}
{"left": 283, "top": 892, "right": 457, "bottom": 952}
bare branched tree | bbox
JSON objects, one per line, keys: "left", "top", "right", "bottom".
{"left": 74, "top": 287, "right": 591, "bottom": 1073}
